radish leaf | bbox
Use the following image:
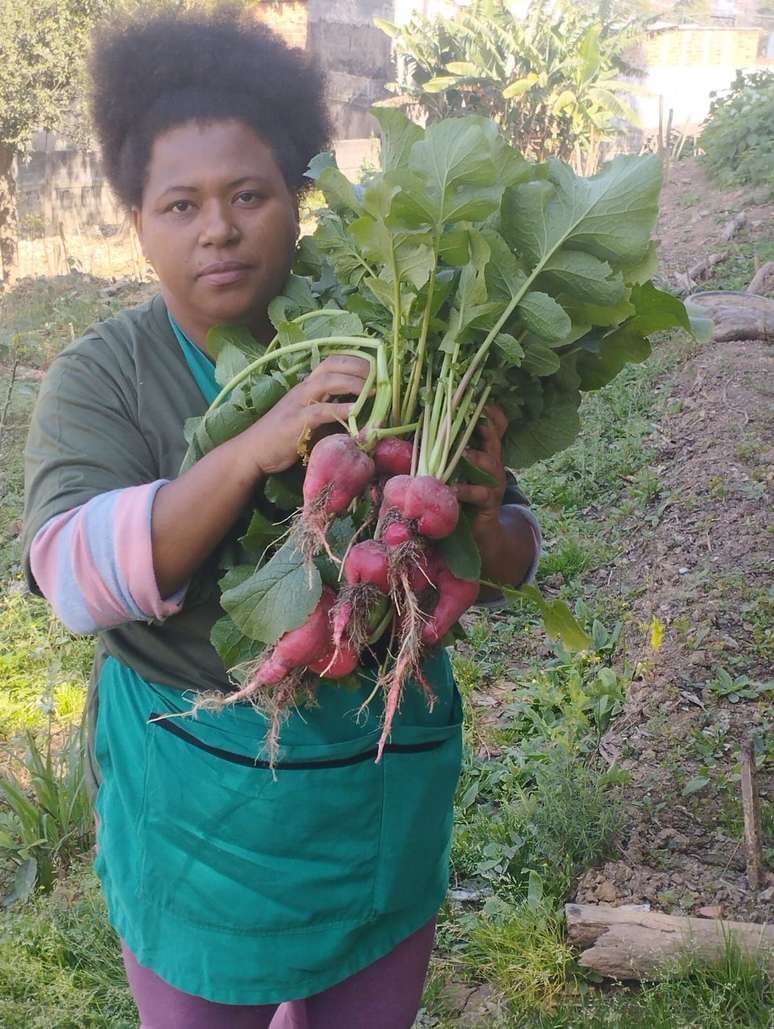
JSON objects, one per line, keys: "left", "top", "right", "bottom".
{"left": 221, "top": 539, "right": 322, "bottom": 645}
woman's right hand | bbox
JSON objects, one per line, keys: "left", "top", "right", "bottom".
{"left": 237, "top": 355, "right": 371, "bottom": 479}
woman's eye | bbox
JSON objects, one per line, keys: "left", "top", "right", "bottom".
{"left": 168, "top": 200, "right": 194, "bottom": 214}
{"left": 234, "top": 191, "right": 264, "bottom": 206}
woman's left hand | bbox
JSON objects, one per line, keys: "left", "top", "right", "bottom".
{"left": 452, "top": 404, "right": 508, "bottom": 530}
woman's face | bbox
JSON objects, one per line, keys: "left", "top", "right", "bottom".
{"left": 133, "top": 119, "right": 299, "bottom": 346}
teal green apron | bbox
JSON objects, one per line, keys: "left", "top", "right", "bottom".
{"left": 93, "top": 318, "right": 463, "bottom": 1004}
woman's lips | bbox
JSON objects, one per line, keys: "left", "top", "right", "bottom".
{"left": 197, "top": 261, "right": 253, "bottom": 287}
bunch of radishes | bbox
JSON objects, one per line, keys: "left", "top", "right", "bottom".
{"left": 206, "top": 432, "right": 480, "bottom": 761}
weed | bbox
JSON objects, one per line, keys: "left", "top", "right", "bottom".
{"left": 461, "top": 900, "right": 574, "bottom": 1011}
{"left": 0, "top": 721, "right": 93, "bottom": 900}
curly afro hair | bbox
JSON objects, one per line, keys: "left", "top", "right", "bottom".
{"left": 90, "top": 7, "right": 331, "bottom": 209}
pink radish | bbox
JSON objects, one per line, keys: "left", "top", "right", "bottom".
{"left": 302, "top": 435, "right": 375, "bottom": 515}
{"left": 382, "top": 521, "right": 413, "bottom": 547}
{"left": 297, "top": 435, "right": 375, "bottom": 566}
{"left": 308, "top": 640, "right": 360, "bottom": 678}
{"left": 379, "top": 475, "right": 459, "bottom": 540}
{"left": 332, "top": 541, "right": 391, "bottom": 654}
{"left": 343, "top": 540, "right": 391, "bottom": 593}
{"left": 421, "top": 558, "right": 479, "bottom": 646}
{"left": 373, "top": 438, "right": 413, "bottom": 477}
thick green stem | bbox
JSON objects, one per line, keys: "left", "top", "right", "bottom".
{"left": 442, "top": 385, "right": 492, "bottom": 483}
{"left": 402, "top": 269, "right": 437, "bottom": 425}
{"left": 417, "top": 366, "right": 433, "bottom": 477}
{"left": 361, "top": 344, "right": 393, "bottom": 446}
{"left": 208, "top": 336, "right": 380, "bottom": 412}
{"left": 411, "top": 411, "right": 423, "bottom": 476}
{"left": 371, "top": 422, "right": 418, "bottom": 440}
{"left": 347, "top": 352, "right": 377, "bottom": 435}
{"left": 389, "top": 251, "right": 403, "bottom": 426}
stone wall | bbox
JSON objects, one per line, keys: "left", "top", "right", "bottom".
{"left": 17, "top": 133, "right": 122, "bottom": 236}
{"left": 308, "top": 0, "right": 395, "bottom": 138}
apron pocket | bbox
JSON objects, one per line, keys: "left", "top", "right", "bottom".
{"left": 373, "top": 715, "right": 463, "bottom": 915}
{"left": 139, "top": 715, "right": 385, "bottom": 935}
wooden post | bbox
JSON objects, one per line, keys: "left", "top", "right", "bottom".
{"left": 58, "top": 220, "right": 71, "bottom": 275}
{"left": 658, "top": 96, "right": 664, "bottom": 155}
{"left": 741, "top": 738, "right": 764, "bottom": 891}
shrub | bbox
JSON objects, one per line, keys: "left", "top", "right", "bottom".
{"left": 699, "top": 70, "right": 774, "bottom": 189}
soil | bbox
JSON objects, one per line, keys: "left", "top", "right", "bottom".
{"left": 655, "top": 158, "right": 774, "bottom": 292}
{"left": 573, "top": 160, "right": 774, "bottom": 925}
{"left": 574, "top": 334, "right": 773, "bottom": 923}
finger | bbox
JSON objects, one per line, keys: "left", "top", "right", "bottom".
{"left": 452, "top": 483, "right": 497, "bottom": 508}
{"left": 304, "top": 401, "right": 354, "bottom": 429}
{"left": 303, "top": 373, "right": 369, "bottom": 401}
{"left": 482, "top": 404, "right": 508, "bottom": 439}
{"left": 314, "top": 355, "right": 371, "bottom": 378}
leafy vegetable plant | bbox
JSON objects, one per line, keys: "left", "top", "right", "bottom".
{"left": 179, "top": 111, "right": 704, "bottom": 761}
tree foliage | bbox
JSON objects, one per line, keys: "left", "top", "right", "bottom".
{"left": 376, "top": 0, "right": 654, "bottom": 172}
{"left": 699, "top": 70, "right": 774, "bottom": 190}
{"left": 0, "top": 0, "right": 122, "bottom": 283}
{"left": 0, "top": 0, "right": 120, "bottom": 158}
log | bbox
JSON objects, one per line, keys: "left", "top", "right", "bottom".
{"left": 685, "top": 291, "right": 774, "bottom": 342}
{"left": 565, "top": 903, "right": 774, "bottom": 981}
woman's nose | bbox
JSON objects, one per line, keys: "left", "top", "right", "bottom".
{"left": 199, "top": 200, "right": 240, "bottom": 247}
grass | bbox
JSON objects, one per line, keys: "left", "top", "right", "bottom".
{"left": 701, "top": 238, "right": 774, "bottom": 294}
{"left": 0, "top": 862, "right": 135, "bottom": 1029}
{"left": 0, "top": 590, "right": 92, "bottom": 737}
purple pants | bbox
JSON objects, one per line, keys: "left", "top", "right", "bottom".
{"left": 121, "top": 919, "right": 435, "bottom": 1029}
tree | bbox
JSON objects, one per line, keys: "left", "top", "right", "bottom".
{"left": 377, "top": 0, "right": 656, "bottom": 173}
{"left": 0, "top": 0, "right": 118, "bottom": 286}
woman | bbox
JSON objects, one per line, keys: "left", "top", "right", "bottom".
{"left": 23, "top": 10, "right": 540, "bottom": 1028}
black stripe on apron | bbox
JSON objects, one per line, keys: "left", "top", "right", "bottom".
{"left": 148, "top": 713, "right": 446, "bottom": 770}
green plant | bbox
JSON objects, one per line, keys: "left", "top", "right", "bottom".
{"left": 699, "top": 70, "right": 774, "bottom": 189}
{"left": 376, "top": 0, "right": 653, "bottom": 170}
{"left": 704, "top": 667, "right": 773, "bottom": 704}
{"left": 0, "top": 0, "right": 121, "bottom": 283}
{"left": 0, "top": 721, "right": 93, "bottom": 901}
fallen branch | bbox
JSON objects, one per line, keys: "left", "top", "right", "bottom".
{"left": 565, "top": 903, "right": 774, "bottom": 981}
{"left": 686, "top": 292, "right": 774, "bottom": 342}
{"left": 688, "top": 253, "right": 726, "bottom": 282}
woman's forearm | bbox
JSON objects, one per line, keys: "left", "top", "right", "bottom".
{"left": 152, "top": 434, "right": 261, "bottom": 598}
{"left": 474, "top": 505, "right": 540, "bottom": 602}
